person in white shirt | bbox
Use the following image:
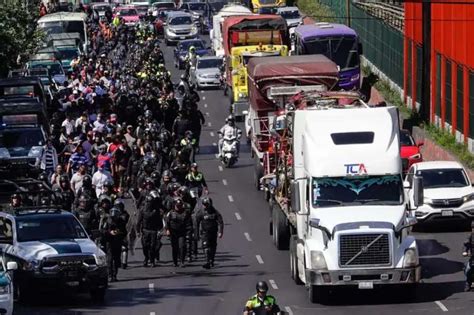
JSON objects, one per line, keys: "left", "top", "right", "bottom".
{"left": 92, "top": 165, "right": 113, "bottom": 197}
{"left": 218, "top": 115, "right": 242, "bottom": 157}
{"left": 61, "top": 115, "right": 75, "bottom": 136}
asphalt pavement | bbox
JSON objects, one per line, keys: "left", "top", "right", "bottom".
{"left": 15, "top": 35, "right": 474, "bottom": 315}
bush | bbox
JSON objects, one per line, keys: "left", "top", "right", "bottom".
{"left": 296, "top": 0, "right": 336, "bottom": 23}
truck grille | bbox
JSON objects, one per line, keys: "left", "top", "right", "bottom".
{"left": 431, "top": 198, "right": 463, "bottom": 208}
{"left": 41, "top": 254, "right": 96, "bottom": 272}
{"left": 339, "top": 233, "right": 390, "bottom": 267}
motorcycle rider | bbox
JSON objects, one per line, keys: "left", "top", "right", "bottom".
{"left": 136, "top": 190, "right": 164, "bottom": 267}
{"left": 463, "top": 221, "right": 474, "bottom": 291}
{"left": 194, "top": 197, "right": 223, "bottom": 269}
{"left": 184, "top": 46, "right": 197, "bottom": 75}
{"left": 243, "top": 281, "right": 281, "bottom": 315}
{"left": 165, "top": 197, "right": 193, "bottom": 267}
{"left": 218, "top": 115, "right": 242, "bottom": 158}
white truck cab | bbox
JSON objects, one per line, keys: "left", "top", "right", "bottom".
{"left": 279, "top": 105, "right": 422, "bottom": 302}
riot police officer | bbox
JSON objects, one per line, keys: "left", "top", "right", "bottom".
{"left": 194, "top": 197, "right": 223, "bottom": 269}
{"left": 114, "top": 199, "right": 130, "bottom": 269}
{"left": 74, "top": 174, "right": 97, "bottom": 209}
{"left": 463, "top": 221, "right": 474, "bottom": 291}
{"left": 102, "top": 207, "right": 126, "bottom": 282}
{"left": 136, "top": 190, "right": 163, "bottom": 267}
{"left": 165, "top": 198, "right": 192, "bottom": 267}
{"left": 57, "top": 175, "right": 75, "bottom": 211}
{"left": 73, "top": 195, "right": 97, "bottom": 236}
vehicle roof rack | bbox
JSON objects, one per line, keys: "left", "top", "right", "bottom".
{"left": 14, "top": 206, "right": 63, "bottom": 216}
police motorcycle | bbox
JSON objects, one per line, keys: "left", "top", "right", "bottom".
{"left": 220, "top": 135, "right": 239, "bottom": 168}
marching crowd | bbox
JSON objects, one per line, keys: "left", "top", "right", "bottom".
{"left": 11, "top": 8, "right": 230, "bottom": 282}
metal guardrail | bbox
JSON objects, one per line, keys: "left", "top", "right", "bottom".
{"left": 353, "top": 0, "right": 405, "bottom": 32}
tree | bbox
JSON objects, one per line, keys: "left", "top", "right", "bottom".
{"left": 0, "top": 0, "right": 44, "bottom": 77}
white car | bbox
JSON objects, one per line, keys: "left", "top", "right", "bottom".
{"left": 0, "top": 258, "right": 17, "bottom": 315}
{"left": 276, "top": 6, "right": 302, "bottom": 29}
{"left": 405, "top": 161, "right": 474, "bottom": 223}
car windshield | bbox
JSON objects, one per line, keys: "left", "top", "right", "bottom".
{"left": 180, "top": 41, "right": 204, "bottom": 51}
{"left": 119, "top": 8, "right": 138, "bottom": 16}
{"left": 400, "top": 131, "right": 415, "bottom": 146}
{"left": 16, "top": 216, "right": 88, "bottom": 242}
{"left": 31, "top": 62, "right": 64, "bottom": 76}
{"left": 418, "top": 168, "right": 469, "bottom": 188}
{"left": 304, "top": 36, "right": 359, "bottom": 71}
{"left": 0, "top": 128, "right": 44, "bottom": 149}
{"left": 94, "top": 5, "right": 110, "bottom": 11}
{"left": 198, "top": 58, "right": 222, "bottom": 69}
{"left": 280, "top": 10, "right": 300, "bottom": 19}
{"left": 312, "top": 175, "right": 404, "bottom": 208}
{"left": 188, "top": 3, "right": 206, "bottom": 11}
{"left": 58, "top": 48, "right": 79, "bottom": 60}
{"left": 170, "top": 16, "right": 192, "bottom": 25}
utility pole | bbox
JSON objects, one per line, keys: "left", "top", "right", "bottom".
{"left": 346, "top": 0, "right": 351, "bottom": 27}
{"left": 420, "top": 0, "right": 431, "bottom": 122}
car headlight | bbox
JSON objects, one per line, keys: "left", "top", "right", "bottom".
{"left": 350, "top": 73, "right": 360, "bottom": 82}
{"left": 403, "top": 248, "right": 418, "bottom": 268}
{"left": 423, "top": 197, "right": 433, "bottom": 205}
{"left": 167, "top": 28, "right": 175, "bottom": 34}
{"left": 28, "top": 146, "right": 43, "bottom": 158}
{"left": 310, "top": 250, "right": 327, "bottom": 270}
{"left": 463, "top": 193, "right": 474, "bottom": 203}
{"left": 197, "top": 73, "right": 205, "bottom": 78}
{"left": 96, "top": 254, "right": 107, "bottom": 267}
{"left": 409, "top": 153, "right": 421, "bottom": 159}
{"left": 0, "top": 285, "right": 9, "bottom": 294}
{"left": 0, "top": 148, "right": 10, "bottom": 158}
{"left": 191, "top": 26, "right": 197, "bottom": 33}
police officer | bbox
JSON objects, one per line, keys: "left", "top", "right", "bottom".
{"left": 243, "top": 281, "right": 281, "bottom": 315}
{"left": 8, "top": 193, "right": 23, "bottom": 212}
{"left": 185, "top": 163, "right": 208, "bottom": 198}
{"left": 114, "top": 199, "right": 130, "bottom": 269}
{"left": 74, "top": 195, "right": 97, "bottom": 236}
{"left": 96, "top": 195, "right": 113, "bottom": 248}
{"left": 102, "top": 207, "right": 126, "bottom": 282}
{"left": 74, "top": 174, "right": 97, "bottom": 209}
{"left": 194, "top": 197, "right": 223, "bottom": 269}
{"left": 136, "top": 190, "right": 163, "bottom": 267}
{"left": 57, "top": 175, "right": 75, "bottom": 212}
{"left": 463, "top": 221, "right": 474, "bottom": 291}
{"left": 165, "top": 198, "right": 192, "bottom": 267}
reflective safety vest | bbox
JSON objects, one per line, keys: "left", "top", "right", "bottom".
{"left": 245, "top": 294, "right": 277, "bottom": 312}
{"left": 186, "top": 172, "right": 203, "bottom": 183}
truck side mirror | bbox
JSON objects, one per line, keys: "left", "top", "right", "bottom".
{"left": 6, "top": 261, "right": 18, "bottom": 271}
{"left": 290, "top": 181, "right": 300, "bottom": 213}
{"left": 413, "top": 176, "right": 424, "bottom": 208}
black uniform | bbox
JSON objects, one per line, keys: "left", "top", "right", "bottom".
{"left": 73, "top": 202, "right": 97, "bottom": 235}
{"left": 463, "top": 231, "right": 474, "bottom": 291}
{"left": 136, "top": 196, "right": 164, "bottom": 266}
{"left": 165, "top": 205, "right": 193, "bottom": 267}
{"left": 102, "top": 211, "right": 126, "bottom": 282}
{"left": 194, "top": 206, "right": 224, "bottom": 268}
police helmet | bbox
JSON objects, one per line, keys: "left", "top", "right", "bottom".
{"left": 98, "top": 195, "right": 112, "bottom": 205}
{"left": 110, "top": 207, "right": 121, "bottom": 218}
{"left": 151, "top": 171, "right": 160, "bottom": 180}
{"left": 256, "top": 281, "right": 269, "bottom": 293}
{"left": 114, "top": 199, "right": 125, "bottom": 211}
{"left": 226, "top": 115, "right": 235, "bottom": 123}
{"left": 104, "top": 179, "right": 114, "bottom": 188}
{"left": 201, "top": 196, "right": 212, "bottom": 207}
{"left": 79, "top": 195, "right": 89, "bottom": 204}
{"left": 83, "top": 175, "right": 92, "bottom": 187}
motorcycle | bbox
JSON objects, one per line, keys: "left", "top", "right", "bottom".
{"left": 220, "top": 136, "right": 239, "bottom": 168}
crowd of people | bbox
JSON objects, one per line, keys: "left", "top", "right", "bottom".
{"left": 10, "top": 7, "right": 233, "bottom": 283}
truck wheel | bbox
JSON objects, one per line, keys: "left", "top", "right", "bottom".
{"left": 308, "top": 285, "right": 328, "bottom": 304}
{"left": 272, "top": 204, "right": 290, "bottom": 250}
{"left": 290, "top": 236, "right": 303, "bottom": 285}
{"left": 90, "top": 287, "right": 106, "bottom": 303}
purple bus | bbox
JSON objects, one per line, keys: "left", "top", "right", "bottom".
{"left": 293, "top": 23, "right": 362, "bottom": 90}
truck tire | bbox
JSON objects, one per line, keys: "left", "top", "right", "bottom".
{"left": 90, "top": 287, "right": 106, "bottom": 303}
{"left": 290, "top": 236, "right": 303, "bottom": 285}
{"left": 308, "top": 285, "right": 328, "bottom": 304}
{"left": 272, "top": 204, "right": 290, "bottom": 250}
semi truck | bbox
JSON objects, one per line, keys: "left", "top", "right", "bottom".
{"left": 264, "top": 91, "right": 423, "bottom": 302}
{"left": 222, "top": 14, "right": 289, "bottom": 119}
{"left": 245, "top": 55, "right": 339, "bottom": 190}
{"left": 210, "top": 4, "right": 252, "bottom": 57}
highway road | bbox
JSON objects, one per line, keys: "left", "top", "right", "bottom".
{"left": 16, "top": 35, "right": 473, "bottom": 315}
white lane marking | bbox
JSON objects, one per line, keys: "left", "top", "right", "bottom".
{"left": 218, "top": 165, "right": 223, "bottom": 172}
{"left": 205, "top": 112, "right": 210, "bottom": 116}
{"left": 435, "top": 301, "right": 448, "bottom": 312}
{"left": 269, "top": 279, "right": 278, "bottom": 290}
{"left": 204, "top": 103, "right": 208, "bottom": 108}
{"left": 210, "top": 131, "right": 215, "bottom": 137}
{"left": 228, "top": 195, "right": 234, "bottom": 202}
{"left": 222, "top": 179, "right": 228, "bottom": 186}
{"left": 212, "top": 142, "right": 217, "bottom": 146}
{"left": 208, "top": 122, "right": 212, "bottom": 127}
{"left": 235, "top": 212, "right": 242, "bottom": 220}
{"left": 148, "top": 283, "right": 154, "bottom": 293}
{"left": 203, "top": 96, "right": 206, "bottom": 100}
{"left": 256, "top": 255, "right": 264, "bottom": 264}
{"left": 284, "top": 306, "right": 293, "bottom": 315}
{"left": 244, "top": 232, "right": 252, "bottom": 242}
{"left": 150, "top": 312, "right": 156, "bottom": 315}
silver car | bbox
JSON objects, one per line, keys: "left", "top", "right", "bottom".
{"left": 164, "top": 11, "right": 199, "bottom": 45}
{"left": 276, "top": 6, "right": 302, "bottom": 29}
{"left": 191, "top": 56, "right": 223, "bottom": 89}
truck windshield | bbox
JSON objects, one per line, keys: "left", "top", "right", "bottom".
{"left": 16, "top": 216, "right": 88, "bottom": 242}
{"left": 303, "top": 36, "right": 359, "bottom": 71}
{"left": 312, "top": 175, "right": 403, "bottom": 207}
{"left": 418, "top": 169, "right": 469, "bottom": 188}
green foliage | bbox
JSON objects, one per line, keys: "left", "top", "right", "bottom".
{"left": 296, "top": 0, "right": 336, "bottom": 23}
{"left": 0, "top": 0, "right": 43, "bottom": 77}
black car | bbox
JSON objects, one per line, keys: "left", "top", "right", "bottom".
{"left": 0, "top": 209, "right": 108, "bottom": 302}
